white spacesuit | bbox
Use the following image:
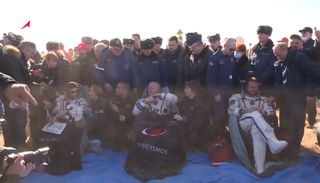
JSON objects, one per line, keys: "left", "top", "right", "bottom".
{"left": 132, "top": 93, "right": 177, "bottom": 116}
{"left": 228, "top": 93, "right": 288, "bottom": 174}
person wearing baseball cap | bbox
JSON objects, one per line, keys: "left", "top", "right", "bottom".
{"left": 298, "top": 27, "right": 320, "bottom": 129}
{"left": 277, "top": 37, "right": 289, "bottom": 45}
{"left": 94, "top": 38, "right": 140, "bottom": 95}
{"left": 299, "top": 27, "right": 315, "bottom": 50}
{"left": 137, "top": 39, "right": 169, "bottom": 90}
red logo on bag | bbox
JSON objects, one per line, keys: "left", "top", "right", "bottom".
{"left": 142, "top": 127, "right": 167, "bottom": 137}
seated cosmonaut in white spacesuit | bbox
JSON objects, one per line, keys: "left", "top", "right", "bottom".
{"left": 228, "top": 77, "right": 287, "bottom": 174}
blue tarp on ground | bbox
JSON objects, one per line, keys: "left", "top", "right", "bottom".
{"left": 23, "top": 149, "right": 320, "bottom": 183}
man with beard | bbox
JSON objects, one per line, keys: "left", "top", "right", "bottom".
{"left": 228, "top": 77, "right": 287, "bottom": 174}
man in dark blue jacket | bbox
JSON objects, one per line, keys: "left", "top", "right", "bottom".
{"left": 163, "top": 36, "right": 187, "bottom": 93}
{"left": 273, "top": 43, "right": 320, "bottom": 160}
{"left": 137, "top": 39, "right": 169, "bottom": 93}
{"left": 289, "top": 34, "right": 320, "bottom": 128}
{"left": 249, "top": 25, "right": 277, "bottom": 96}
{"left": 95, "top": 38, "right": 140, "bottom": 96}
{"left": 207, "top": 38, "right": 237, "bottom": 128}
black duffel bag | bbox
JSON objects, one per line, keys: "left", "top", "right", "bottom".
{"left": 40, "top": 122, "right": 83, "bottom": 175}
{"left": 125, "top": 118, "right": 186, "bottom": 181}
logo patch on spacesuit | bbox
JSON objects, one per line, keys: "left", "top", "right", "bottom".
{"left": 229, "top": 99, "right": 236, "bottom": 105}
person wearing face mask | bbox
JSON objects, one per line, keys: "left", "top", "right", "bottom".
{"left": 234, "top": 44, "right": 250, "bottom": 90}
{"left": 207, "top": 38, "right": 238, "bottom": 130}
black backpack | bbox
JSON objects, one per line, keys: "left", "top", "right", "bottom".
{"left": 125, "top": 119, "right": 186, "bottom": 181}
{"left": 40, "top": 123, "right": 83, "bottom": 175}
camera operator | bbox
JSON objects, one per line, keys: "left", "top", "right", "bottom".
{"left": 0, "top": 153, "right": 35, "bottom": 183}
{"left": 0, "top": 72, "right": 38, "bottom": 182}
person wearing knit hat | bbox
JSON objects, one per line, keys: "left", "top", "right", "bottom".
{"left": 2, "top": 32, "right": 23, "bottom": 47}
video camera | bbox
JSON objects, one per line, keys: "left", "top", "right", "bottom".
{"left": 0, "top": 147, "right": 50, "bottom": 167}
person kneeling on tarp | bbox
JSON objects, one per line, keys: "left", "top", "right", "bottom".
{"left": 228, "top": 77, "right": 287, "bottom": 174}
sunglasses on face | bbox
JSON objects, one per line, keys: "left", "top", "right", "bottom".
{"left": 69, "top": 89, "right": 79, "bottom": 94}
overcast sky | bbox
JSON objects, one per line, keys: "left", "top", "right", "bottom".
{"left": 1, "top": 0, "right": 319, "bottom": 51}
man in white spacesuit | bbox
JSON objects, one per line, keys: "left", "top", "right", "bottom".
{"left": 132, "top": 81, "right": 177, "bottom": 117}
{"left": 228, "top": 77, "right": 287, "bottom": 174}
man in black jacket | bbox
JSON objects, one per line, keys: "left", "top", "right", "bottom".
{"left": 289, "top": 34, "right": 320, "bottom": 128}
{"left": 163, "top": 36, "right": 188, "bottom": 93}
{"left": 185, "top": 33, "right": 212, "bottom": 87}
{"left": 273, "top": 43, "right": 320, "bottom": 160}
{"left": 0, "top": 41, "right": 36, "bottom": 149}
{"left": 0, "top": 72, "right": 37, "bottom": 183}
